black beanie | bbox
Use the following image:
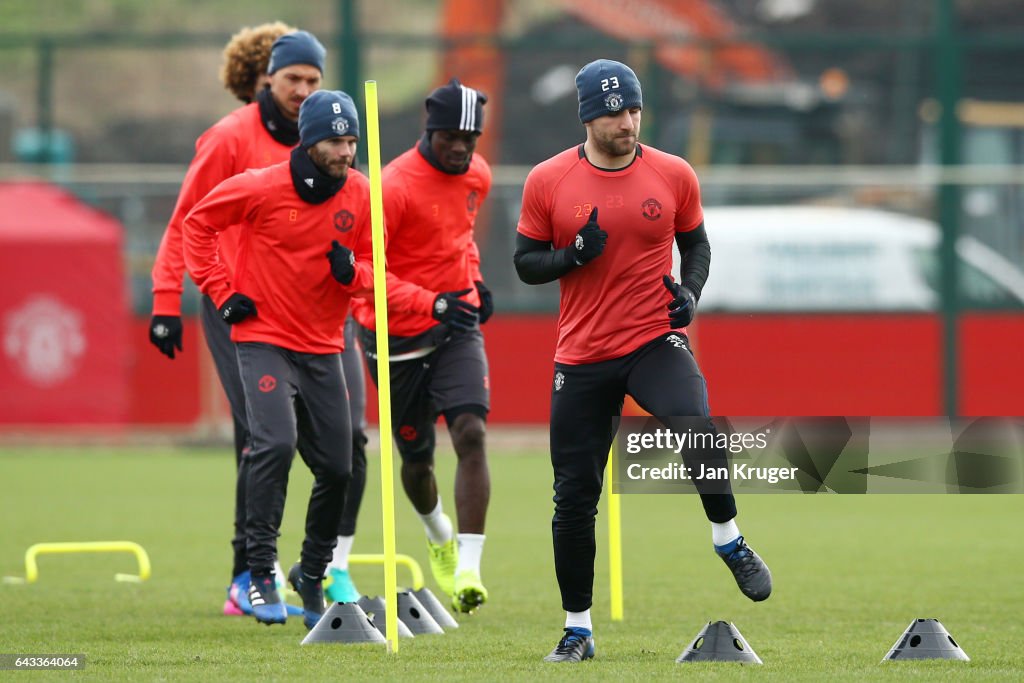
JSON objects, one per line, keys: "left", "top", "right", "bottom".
{"left": 425, "top": 78, "right": 487, "bottom": 133}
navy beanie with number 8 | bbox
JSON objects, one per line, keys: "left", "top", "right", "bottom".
{"left": 299, "top": 90, "right": 360, "bottom": 148}
{"left": 575, "top": 59, "right": 643, "bottom": 123}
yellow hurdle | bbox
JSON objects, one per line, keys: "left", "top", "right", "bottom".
{"left": 347, "top": 553, "right": 425, "bottom": 591}
{"left": 3, "top": 541, "right": 151, "bottom": 584}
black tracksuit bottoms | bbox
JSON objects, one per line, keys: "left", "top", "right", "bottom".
{"left": 337, "top": 315, "right": 368, "bottom": 538}
{"left": 549, "top": 332, "right": 737, "bottom": 612}
{"left": 236, "top": 341, "right": 352, "bottom": 580}
{"left": 200, "top": 295, "right": 252, "bottom": 578}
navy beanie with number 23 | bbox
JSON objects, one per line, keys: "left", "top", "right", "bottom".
{"left": 576, "top": 59, "right": 643, "bottom": 123}
{"left": 299, "top": 90, "right": 360, "bottom": 148}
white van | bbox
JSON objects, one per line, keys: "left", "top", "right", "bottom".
{"left": 679, "top": 206, "right": 1024, "bottom": 311}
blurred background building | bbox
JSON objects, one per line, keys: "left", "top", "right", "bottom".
{"left": 1, "top": 0, "right": 1022, "bottom": 432}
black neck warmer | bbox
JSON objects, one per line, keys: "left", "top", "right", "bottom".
{"left": 257, "top": 88, "right": 300, "bottom": 146}
{"left": 417, "top": 132, "right": 471, "bottom": 175}
{"left": 290, "top": 147, "right": 346, "bottom": 204}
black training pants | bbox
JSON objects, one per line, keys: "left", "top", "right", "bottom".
{"left": 236, "top": 342, "right": 352, "bottom": 579}
{"left": 549, "top": 332, "right": 737, "bottom": 612}
{"left": 199, "top": 295, "right": 251, "bottom": 578}
{"left": 207, "top": 303, "right": 367, "bottom": 576}
{"left": 337, "top": 315, "right": 367, "bottom": 537}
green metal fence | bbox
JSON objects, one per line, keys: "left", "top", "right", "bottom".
{"left": 2, "top": 0, "right": 1023, "bottom": 417}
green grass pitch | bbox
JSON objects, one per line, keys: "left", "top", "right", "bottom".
{"left": 1, "top": 443, "right": 1022, "bottom": 681}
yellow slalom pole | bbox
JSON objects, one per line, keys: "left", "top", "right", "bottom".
{"left": 364, "top": 80, "right": 399, "bottom": 654}
{"left": 607, "top": 446, "right": 623, "bottom": 620}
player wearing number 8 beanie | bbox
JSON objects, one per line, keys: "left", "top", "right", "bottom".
{"left": 351, "top": 78, "right": 493, "bottom": 614}
{"left": 514, "top": 59, "right": 772, "bottom": 663}
{"left": 183, "top": 90, "right": 375, "bottom": 630}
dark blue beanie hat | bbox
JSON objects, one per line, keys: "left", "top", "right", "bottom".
{"left": 267, "top": 30, "right": 326, "bottom": 74}
{"left": 425, "top": 78, "right": 487, "bottom": 133}
{"left": 299, "top": 90, "right": 360, "bottom": 147}
{"left": 575, "top": 59, "right": 643, "bottom": 123}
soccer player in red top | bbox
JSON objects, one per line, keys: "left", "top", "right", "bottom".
{"left": 351, "top": 79, "right": 493, "bottom": 614}
{"left": 148, "top": 28, "right": 368, "bottom": 612}
{"left": 514, "top": 59, "right": 772, "bottom": 663}
{"left": 183, "top": 90, "right": 371, "bottom": 630}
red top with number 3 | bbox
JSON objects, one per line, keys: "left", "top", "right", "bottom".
{"left": 517, "top": 144, "right": 704, "bottom": 364}
{"left": 351, "top": 144, "right": 490, "bottom": 337}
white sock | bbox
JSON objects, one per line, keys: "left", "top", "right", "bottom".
{"left": 455, "top": 533, "right": 485, "bottom": 575}
{"left": 565, "top": 609, "right": 592, "bottom": 631}
{"left": 328, "top": 535, "right": 355, "bottom": 571}
{"left": 419, "top": 499, "right": 453, "bottom": 545}
{"left": 712, "top": 518, "right": 741, "bottom": 547}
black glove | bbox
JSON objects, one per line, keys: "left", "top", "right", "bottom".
{"left": 663, "top": 275, "right": 697, "bottom": 328}
{"left": 432, "top": 288, "right": 479, "bottom": 333}
{"left": 326, "top": 240, "right": 356, "bottom": 285}
{"left": 219, "top": 293, "right": 257, "bottom": 325}
{"left": 573, "top": 207, "right": 607, "bottom": 265}
{"left": 149, "top": 315, "right": 183, "bottom": 359}
{"left": 474, "top": 280, "right": 494, "bottom": 324}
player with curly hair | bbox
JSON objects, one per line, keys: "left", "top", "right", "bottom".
{"left": 220, "top": 21, "right": 295, "bottom": 103}
{"left": 150, "top": 27, "right": 366, "bottom": 616}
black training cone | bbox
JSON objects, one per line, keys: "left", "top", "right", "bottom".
{"left": 882, "top": 618, "right": 970, "bottom": 661}
{"left": 676, "top": 621, "right": 763, "bottom": 664}
{"left": 412, "top": 587, "right": 459, "bottom": 629}
{"left": 397, "top": 590, "right": 445, "bottom": 634}
{"left": 357, "top": 596, "right": 415, "bottom": 639}
{"left": 300, "top": 602, "right": 386, "bottom": 645}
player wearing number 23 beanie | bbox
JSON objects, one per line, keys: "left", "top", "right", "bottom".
{"left": 575, "top": 59, "right": 643, "bottom": 123}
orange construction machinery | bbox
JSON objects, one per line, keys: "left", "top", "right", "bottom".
{"left": 439, "top": 0, "right": 789, "bottom": 163}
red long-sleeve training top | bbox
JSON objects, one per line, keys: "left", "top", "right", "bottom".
{"left": 151, "top": 103, "right": 293, "bottom": 316}
{"left": 183, "top": 161, "right": 373, "bottom": 354}
{"left": 352, "top": 145, "right": 491, "bottom": 337}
